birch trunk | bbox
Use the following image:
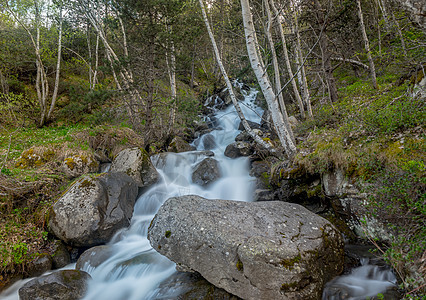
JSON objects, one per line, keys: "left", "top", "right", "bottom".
{"left": 166, "top": 34, "right": 177, "bottom": 135}
{"left": 356, "top": 0, "right": 378, "bottom": 89}
{"left": 264, "top": 0, "right": 295, "bottom": 143}
{"left": 241, "top": 0, "right": 297, "bottom": 157}
{"left": 48, "top": 3, "right": 63, "bottom": 120}
{"left": 269, "top": 0, "right": 305, "bottom": 119}
{"left": 199, "top": 0, "right": 277, "bottom": 154}
{"left": 313, "top": 0, "right": 338, "bottom": 103}
{"left": 291, "top": 4, "right": 313, "bottom": 118}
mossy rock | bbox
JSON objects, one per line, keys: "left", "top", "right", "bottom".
{"left": 15, "top": 146, "right": 55, "bottom": 169}
{"left": 61, "top": 153, "right": 100, "bottom": 179}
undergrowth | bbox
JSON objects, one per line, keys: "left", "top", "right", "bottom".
{"left": 294, "top": 74, "right": 425, "bottom": 296}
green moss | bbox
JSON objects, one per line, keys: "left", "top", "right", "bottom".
{"left": 165, "top": 230, "right": 171, "bottom": 238}
{"left": 280, "top": 253, "right": 301, "bottom": 270}
{"left": 64, "top": 157, "right": 76, "bottom": 170}
{"left": 236, "top": 259, "right": 243, "bottom": 271}
{"left": 79, "top": 178, "right": 95, "bottom": 189}
{"left": 280, "top": 281, "right": 299, "bottom": 291}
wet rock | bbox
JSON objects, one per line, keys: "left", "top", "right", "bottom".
{"left": 110, "top": 147, "right": 159, "bottom": 188}
{"left": 167, "top": 136, "right": 195, "bottom": 153}
{"left": 19, "top": 270, "right": 91, "bottom": 300}
{"left": 48, "top": 173, "right": 138, "bottom": 247}
{"left": 322, "top": 169, "right": 393, "bottom": 243}
{"left": 238, "top": 120, "right": 261, "bottom": 131}
{"left": 148, "top": 195, "right": 345, "bottom": 300}
{"left": 235, "top": 129, "right": 263, "bottom": 142}
{"left": 224, "top": 141, "right": 253, "bottom": 158}
{"left": 201, "top": 134, "right": 216, "bottom": 150}
{"left": 249, "top": 160, "right": 271, "bottom": 190}
{"left": 153, "top": 151, "right": 214, "bottom": 170}
{"left": 152, "top": 272, "right": 240, "bottom": 300}
{"left": 52, "top": 240, "right": 71, "bottom": 269}
{"left": 76, "top": 245, "right": 112, "bottom": 271}
{"left": 61, "top": 153, "right": 100, "bottom": 179}
{"left": 27, "top": 254, "right": 52, "bottom": 277}
{"left": 253, "top": 189, "right": 276, "bottom": 201}
{"left": 191, "top": 158, "right": 221, "bottom": 186}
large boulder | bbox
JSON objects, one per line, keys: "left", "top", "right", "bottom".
{"left": 19, "top": 270, "right": 91, "bottom": 300}
{"left": 48, "top": 173, "right": 138, "bottom": 247}
{"left": 61, "top": 153, "right": 100, "bottom": 179}
{"left": 191, "top": 158, "right": 221, "bottom": 186}
{"left": 110, "top": 148, "right": 159, "bottom": 188}
{"left": 148, "top": 195, "right": 345, "bottom": 300}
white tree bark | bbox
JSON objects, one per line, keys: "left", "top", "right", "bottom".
{"left": 48, "top": 2, "right": 63, "bottom": 120}
{"left": 357, "top": 0, "right": 378, "bottom": 89}
{"left": 291, "top": 3, "right": 313, "bottom": 118}
{"left": 241, "top": 0, "right": 297, "bottom": 157}
{"left": 166, "top": 26, "right": 177, "bottom": 135}
{"left": 199, "top": 0, "right": 277, "bottom": 153}
{"left": 264, "top": 0, "right": 295, "bottom": 143}
{"left": 269, "top": 0, "right": 305, "bottom": 119}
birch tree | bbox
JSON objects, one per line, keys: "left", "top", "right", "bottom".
{"left": 241, "top": 0, "right": 297, "bottom": 157}
{"left": 356, "top": 0, "right": 378, "bottom": 89}
{"left": 269, "top": 0, "right": 305, "bottom": 119}
{"left": 47, "top": 0, "right": 64, "bottom": 120}
{"left": 198, "top": 0, "right": 277, "bottom": 154}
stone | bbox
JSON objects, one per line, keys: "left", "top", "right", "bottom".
{"left": 167, "top": 136, "right": 195, "bottom": 153}
{"left": 110, "top": 147, "right": 159, "bottom": 188}
{"left": 152, "top": 272, "right": 240, "bottom": 300}
{"left": 19, "top": 270, "right": 91, "bottom": 300}
{"left": 76, "top": 245, "right": 112, "bottom": 271}
{"left": 48, "top": 173, "right": 138, "bottom": 247}
{"left": 27, "top": 254, "right": 52, "bottom": 277}
{"left": 201, "top": 134, "right": 216, "bottom": 150}
{"left": 191, "top": 158, "right": 221, "bottom": 186}
{"left": 238, "top": 120, "right": 261, "bottom": 131}
{"left": 148, "top": 195, "right": 345, "bottom": 300}
{"left": 52, "top": 240, "right": 71, "bottom": 269}
{"left": 61, "top": 153, "right": 100, "bottom": 179}
{"left": 224, "top": 142, "right": 253, "bottom": 158}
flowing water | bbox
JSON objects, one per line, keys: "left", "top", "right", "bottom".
{"left": 0, "top": 86, "right": 397, "bottom": 300}
{"left": 80, "top": 86, "right": 262, "bottom": 300}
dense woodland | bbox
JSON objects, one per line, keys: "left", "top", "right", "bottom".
{"left": 0, "top": 0, "right": 424, "bottom": 298}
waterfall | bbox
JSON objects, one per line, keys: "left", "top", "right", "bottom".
{"left": 80, "top": 87, "right": 262, "bottom": 300}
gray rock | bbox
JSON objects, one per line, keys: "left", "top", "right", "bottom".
{"left": 152, "top": 272, "right": 240, "bottom": 300}
{"left": 224, "top": 142, "right": 253, "bottom": 158}
{"left": 148, "top": 195, "right": 345, "bottom": 300}
{"left": 201, "top": 134, "right": 216, "bottom": 150}
{"left": 61, "top": 154, "right": 99, "bottom": 179}
{"left": 110, "top": 148, "right": 159, "bottom": 188}
{"left": 191, "top": 158, "right": 221, "bottom": 186}
{"left": 48, "top": 173, "right": 138, "bottom": 247}
{"left": 238, "top": 120, "right": 261, "bottom": 131}
{"left": 167, "top": 136, "right": 195, "bottom": 153}
{"left": 76, "top": 245, "right": 112, "bottom": 271}
{"left": 52, "top": 240, "right": 71, "bottom": 269}
{"left": 27, "top": 254, "right": 52, "bottom": 277}
{"left": 19, "top": 270, "right": 91, "bottom": 300}
{"left": 253, "top": 189, "right": 276, "bottom": 202}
